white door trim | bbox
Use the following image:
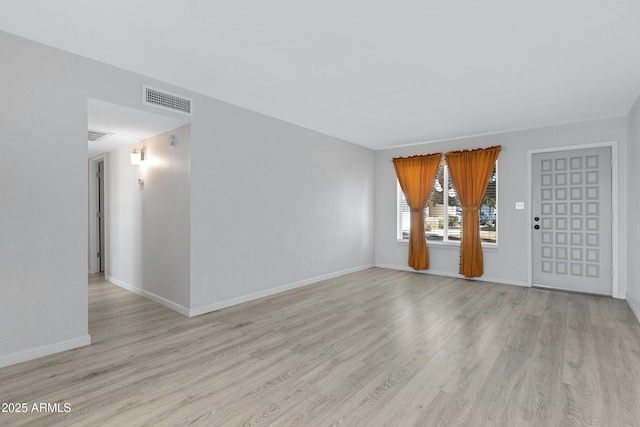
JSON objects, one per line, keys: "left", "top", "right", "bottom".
{"left": 527, "top": 141, "right": 620, "bottom": 298}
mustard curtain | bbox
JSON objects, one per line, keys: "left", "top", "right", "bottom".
{"left": 392, "top": 153, "right": 442, "bottom": 270}
{"left": 446, "top": 146, "right": 501, "bottom": 278}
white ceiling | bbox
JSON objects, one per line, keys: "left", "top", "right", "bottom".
{"left": 3, "top": 1, "right": 640, "bottom": 150}
{"left": 87, "top": 99, "right": 189, "bottom": 158}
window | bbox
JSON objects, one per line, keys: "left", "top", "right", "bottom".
{"left": 398, "top": 163, "right": 497, "bottom": 244}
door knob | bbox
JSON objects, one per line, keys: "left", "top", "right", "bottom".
{"left": 534, "top": 217, "right": 540, "bottom": 221}
{"left": 534, "top": 224, "right": 540, "bottom": 230}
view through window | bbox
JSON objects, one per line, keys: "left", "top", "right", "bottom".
{"left": 399, "top": 164, "right": 497, "bottom": 243}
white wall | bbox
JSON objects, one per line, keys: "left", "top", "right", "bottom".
{"left": 0, "top": 32, "right": 91, "bottom": 367}
{"left": 375, "top": 118, "right": 628, "bottom": 293}
{"left": 189, "top": 111, "right": 375, "bottom": 315}
{"left": 106, "top": 145, "right": 144, "bottom": 291}
{"left": 627, "top": 94, "right": 640, "bottom": 321}
{"left": 0, "top": 30, "right": 375, "bottom": 365}
{"left": 142, "top": 125, "right": 191, "bottom": 309}
{"left": 106, "top": 125, "right": 191, "bottom": 312}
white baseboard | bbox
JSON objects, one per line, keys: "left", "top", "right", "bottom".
{"left": 374, "top": 263, "right": 529, "bottom": 287}
{"left": 189, "top": 264, "right": 375, "bottom": 317}
{"left": 627, "top": 294, "right": 640, "bottom": 324}
{"left": 0, "top": 335, "right": 91, "bottom": 369}
{"left": 106, "top": 275, "right": 190, "bottom": 317}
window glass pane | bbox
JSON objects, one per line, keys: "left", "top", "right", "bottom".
{"left": 480, "top": 165, "right": 497, "bottom": 243}
{"left": 424, "top": 165, "right": 463, "bottom": 242}
{"left": 399, "top": 190, "right": 410, "bottom": 240}
{"left": 397, "top": 162, "right": 497, "bottom": 244}
{"left": 445, "top": 168, "right": 462, "bottom": 241}
{"left": 425, "top": 164, "right": 446, "bottom": 241}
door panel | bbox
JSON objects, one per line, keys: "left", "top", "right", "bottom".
{"left": 97, "top": 160, "right": 105, "bottom": 273}
{"left": 532, "top": 147, "right": 612, "bottom": 295}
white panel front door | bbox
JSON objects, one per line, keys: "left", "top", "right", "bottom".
{"left": 532, "top": 147, "right": 612, "bottom": 295}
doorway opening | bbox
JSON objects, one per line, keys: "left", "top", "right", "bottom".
{"left": 86, "top": 98, "right": 190, "bottom": 276}
{"left": 97, "top": 160, "right": 105, "bottom": 272}
{"left": 88, "top": 156, "right": 106, "bottom": 274}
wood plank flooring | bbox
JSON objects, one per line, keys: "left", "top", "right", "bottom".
{"left": 1, "top": 268, "right": 639, "bottom": 426}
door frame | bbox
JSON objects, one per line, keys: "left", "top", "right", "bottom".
{"left": 526, "top": 141, "right": 620, "bottom": 298}
{"left": 88, "top": 155, "right": 107, "bottom": 274}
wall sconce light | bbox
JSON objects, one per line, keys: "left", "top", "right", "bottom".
{"left": 131, "top": 148, "right": 145, "bottom": 165}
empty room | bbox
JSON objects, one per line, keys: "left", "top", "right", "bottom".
{"left": 1, "top": 1, "right": 640, "bottom": 426}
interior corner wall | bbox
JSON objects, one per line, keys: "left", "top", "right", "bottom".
{"left": 627, "top": 94, "right": 640, "bottom": 322}
{"left": 374, "top": 118, "right": 628, "bottom": 291}
{"left": 105, "top": 125, "right": 191, "bottom": 312}
{"left": 189, "top": 112, "right": 375, "bottom": 315}
{"left": 0, "top": 30, "right": 200, "bottom": 366}
{"left": 0, "top": 29, "right": 376, "bottom": 365}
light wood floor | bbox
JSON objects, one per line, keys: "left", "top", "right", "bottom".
{"left": 1, "top": 268, "right": 640, "bottom": 426}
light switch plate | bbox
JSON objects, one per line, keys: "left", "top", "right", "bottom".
{"left": 515, "top": 202, "right": 525, "bottom": 210}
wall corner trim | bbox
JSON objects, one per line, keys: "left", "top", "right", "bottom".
{"left": 627, "top": 294, "right": 640, "bottom": 324}
{"left": 0, "top": 335, "right": 91, "bottom": 369}
{"left": 189, "top": 264, "right": 375, "bottom": 317}
{"left": 106, "top": 275, "right": 191, "bottom": 317}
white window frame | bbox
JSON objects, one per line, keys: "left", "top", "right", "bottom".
{"left": 396, "top": 163, "right": 498, "bottom": 248}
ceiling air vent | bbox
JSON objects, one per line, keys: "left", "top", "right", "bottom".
{"left": 143, "top": 85, "right": 192, "bottom": 115}
{"left": 88, "top": 130, "right": 111, "bottom": 142}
